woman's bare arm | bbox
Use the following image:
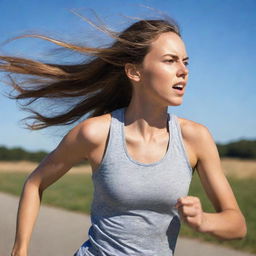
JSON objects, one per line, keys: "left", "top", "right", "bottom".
{"left": 176, "top": 123, "right": 247, "bottom": 240}
{"left": 11, "top": 121, "right": 92, "bottom": 256}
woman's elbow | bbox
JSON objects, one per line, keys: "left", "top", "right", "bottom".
{"left": 236, "top": 217, "right": 247, "bottom": 239}
{"left": 23, "top": 173, "right": 43, "bottom": 195}
{"left": 227, "top": 214, "right": 247, "bottom": 240}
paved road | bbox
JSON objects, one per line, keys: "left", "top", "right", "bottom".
{"left": 1, "top": 192, "right": 255, "bottom": 256}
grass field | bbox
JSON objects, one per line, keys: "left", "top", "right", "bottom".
{"left": 0, "top": 159, "right": 256, "bottom": 254}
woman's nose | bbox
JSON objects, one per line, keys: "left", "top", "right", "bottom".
{"left": 177, "top": 62, "right": 188, "bottom": 78}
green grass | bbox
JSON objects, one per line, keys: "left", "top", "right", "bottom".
{"left": 0, "top": 172, "right": 255, "bottom": 254}
{"left": 181, "top": 172, "right": 256, "bottom": 254}
{"left": 0, "top": 172, "right": 94, "bottom": 213}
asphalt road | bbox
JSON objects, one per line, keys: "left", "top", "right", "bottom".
{"left": 1, "top": 192, "right": 255, "bottom": 256}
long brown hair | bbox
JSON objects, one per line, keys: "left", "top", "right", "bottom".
{"left": 0, "top": 14, "right": 180, "bottom": 130}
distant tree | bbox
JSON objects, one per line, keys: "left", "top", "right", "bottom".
{"left": 0, "top": 145, "right": 88, "bottom": 165}
{"left": 0, "top": 146, "right": 9, "bottom": 160}
{"left": 217, "top": 139, "right": 256, "bottom": 159}
{"left": 216, "top": 144, "right": 228, "bottom": 157}
{"left": 1, "top": 138, "right": 255, "bottom": 162}
{"left": 0, "top": 145, "right": 48, "bottom": 162}
{"left": 29, "top": 151, "right": 48, "bottom": 162}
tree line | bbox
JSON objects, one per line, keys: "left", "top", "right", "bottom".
{"left": 0, "top": 146, "right": 48, "bottom": 162}
{"left": 0, "top": 139, "right": 255, "bottom": 162}
{"left": 216, "top": 139, "right": 256, "bottom": 159}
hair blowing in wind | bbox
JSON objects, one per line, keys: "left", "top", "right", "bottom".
{"left": 0, "top": 11, "right": 180, "bottom": 130}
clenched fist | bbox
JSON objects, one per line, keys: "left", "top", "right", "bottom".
{"left": 175, "top": 196, "right": 207, "bottom": 233}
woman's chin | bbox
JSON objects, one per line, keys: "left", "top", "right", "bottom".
{"left": 168, "top": 99, "right": 183, "bottom": 106}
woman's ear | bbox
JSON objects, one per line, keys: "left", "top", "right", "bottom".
{"left": 124, "top": 63, "right": 141, "bottom": 82}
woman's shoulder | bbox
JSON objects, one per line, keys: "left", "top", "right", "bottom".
{"left": 176, "top": 116, "right": 215, "bottom": 167}
{"left": 177, "top": 116, "right": 213, "bottom": 144}
{"left": 76, "top": 113, "right": 112, "bottom": 146}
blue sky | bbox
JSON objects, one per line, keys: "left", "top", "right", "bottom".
{"left": 0, "top": 0, "right": 255, "bottom": 152}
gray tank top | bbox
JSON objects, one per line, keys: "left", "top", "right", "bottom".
{"left": 74, "top": 107, "right": 193, "bottom": 256}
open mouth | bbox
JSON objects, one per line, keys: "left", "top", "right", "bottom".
{"left": 172, "top": 84, "right": 184, "bottom": 91}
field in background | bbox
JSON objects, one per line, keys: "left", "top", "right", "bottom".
{"left": 0, "top": 158, "right": 255, "bottom": 178}
{"left": 0, "top": 160, "right": 91, "bottom": 174}
{"left": 0, "top": 158, "right": 255, "bottom": 254}
{"left": 221, "top": 158, "right": 256, "bottom": 179}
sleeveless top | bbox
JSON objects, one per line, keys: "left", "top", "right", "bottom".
{"left": 74, "top": 107, "right": 193, "bottom": 256}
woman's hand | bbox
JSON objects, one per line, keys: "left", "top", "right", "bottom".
{"left": 175, "top": 196, "right": 207, "bottom": 232}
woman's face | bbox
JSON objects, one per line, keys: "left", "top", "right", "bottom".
{"left": 137, "top": 31, "right": 189, "bottom": 107}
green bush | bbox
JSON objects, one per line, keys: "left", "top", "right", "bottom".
{"left": 0, "top": 145, "right": 47, "bottom": 162}
{"left": 217, "top": 139, "right": 256, "bottom": 159}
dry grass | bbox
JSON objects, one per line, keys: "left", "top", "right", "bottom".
{"left": 221, "top": 158, "right": 256, "bottom": 179}
{"left": 0, "top": 160, "right": 91, "bottom": 174}
{"left": 0, "top": 158, "right": 255, "bottom": 179}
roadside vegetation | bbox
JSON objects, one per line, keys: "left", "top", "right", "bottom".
{"left": 1, "top": 139, "right": 255, "bottom": 162}
{"left": 0, "top": 164, "right": 255, "bottom": 254}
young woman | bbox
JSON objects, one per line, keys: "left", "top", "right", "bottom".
{"left": 1, "top": 16, "right": 246, "bottom": 256}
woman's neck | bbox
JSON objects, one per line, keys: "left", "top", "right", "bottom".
{"left": 124, "top": 103, "right": 169, "bottom": 140}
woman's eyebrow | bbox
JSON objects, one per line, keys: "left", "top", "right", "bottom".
{"left": 162, "top": 53, "right": 189, "bottom": 61}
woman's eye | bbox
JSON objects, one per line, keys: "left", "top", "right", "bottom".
{"left": 165, "top": 59, "right": 174, "bottom": 63}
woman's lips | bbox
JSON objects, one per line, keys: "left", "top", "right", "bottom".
{"left": 172, "top": 82, "right": 186, "bottom": 95}
{"left": 172, "top": 87, "right": 185, "bottom": 95}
